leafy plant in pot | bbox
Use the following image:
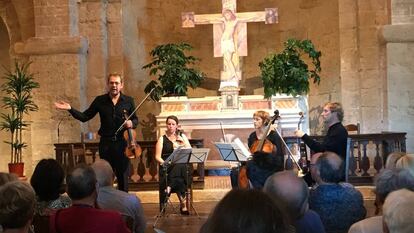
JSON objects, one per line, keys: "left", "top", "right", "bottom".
{"left": 259, "top": 38, "right": 322, "bottom": 97}
{"left": 142, "top": 43, "right": 205, "bottom": 101}
{"left": 0, "top": 61, "right": 40, "bottom": 176}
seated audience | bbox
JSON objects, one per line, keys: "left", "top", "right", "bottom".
{"left": 309, "top": 151, "right": 366, "bottom": 233}
{"left": 0, "top": 172, "right": 18, "bottom": 186}
{"left": 383, "top": 189, "right": 414, "bottom": 233}
{"left": 0, "top": 181, "right": 36, "bottom": 233}
{"left": 199, "top": 189, "right": 288, "bottom": 233}
{"left": 49, "top": 164, "right": 130, "bottom": 233}
{"left": 264, "top": 170, "right": 325, "bottom": 233}
{"left": 385, "top": 151, "right": 406, "bottom": 169}
{"left": 30, "top": 159, "right": 71, "bottom": 215}
{"left": 348, "top": 168, "right": 414, "bottom": 233}
{"left": 92, "top": 159, "right": 146, "bottom": 233}
{"left": 395, "top": 153, "right": 414, "bottom": 172}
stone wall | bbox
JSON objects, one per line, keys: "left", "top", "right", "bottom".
{"left": 0, "top": 17, "right": 10, "bottom": 172}
{"left": 382, "top": 0, "right": 414, "bottom": 152}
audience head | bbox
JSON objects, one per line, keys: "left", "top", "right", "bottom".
{"left": 310, "top": 152, "right": 323, "bottom": 182}
{"left": 0, "top": 172, "right": 18, "bottom": 186}
{"left": 395, "top": 154, "right": 414, "bottom": 174}
{"left": 66, "top": 164, "right": 97, "bottom": 201}
{"left": 0, "top": 181, "right": 36, "bottom": 232}
{"left": 263, "top": 170, "right": 309, "bottom": 223}
{"left": 30, "top": 159, "right": 65, "bottom": 201}
{"left": 314, "top": 151, "right": 344, "bottom": 183}
{"left": 385, "top": 152, "right": 406, "bottom": 169}
{"left": 200, "top": 189, "right": 287, "bottom": 233}
{"left": 91, "top": 159, "right": 114, "bottom": 187}
{"left": 374, "top": 168, "right": 414, "bottom": 214}
{"left": 383, "top": 189, "right": 414, "bottom": 233}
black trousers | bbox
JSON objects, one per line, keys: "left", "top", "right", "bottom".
{"left": 99, "top": 137, "right": 130, "bottom": 192}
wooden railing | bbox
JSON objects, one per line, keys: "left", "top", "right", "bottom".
{"left": 54, "top": 139, "right": 204, "bottom": 191}
{"left": 55, "top": 132, "right": 406, "bottom": 190}
{"left": 284, "top": 132, "right": 407, "bottom": 185}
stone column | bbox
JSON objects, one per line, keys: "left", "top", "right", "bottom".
{"left": 14, "top": 0, "right": 88, "bottom": 174}
{"left": 381, "top": 0, "right": 414, "bottom": 152}
{"left": 339, "top": 0, "right": 389, "bottom": 133}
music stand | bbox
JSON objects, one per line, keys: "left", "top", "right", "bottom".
{"left": 153, "top": 147, "right": 192, "bottom": 228}
{"left": 214, "top": 138, "right": 251, "bottom": 162}
{"left": 186, "top": 148, "right": 210, "bottom": 218}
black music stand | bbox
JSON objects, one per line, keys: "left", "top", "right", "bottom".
{"left": 153, "top": 147, "right": 192, "bottom": 228}
{"left": 214, "top": 138, "right": 250, "bottom": 162}
{"left": 186, "top": 148, "right": 210, "bottom": 218}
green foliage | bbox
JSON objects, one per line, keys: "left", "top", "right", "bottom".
{"left": 259, "top": 39, "right": 322, "bottom": 97}
{"left": 0, "top": 61, "right": 39, "bottom": 163}
{"left": 142, "top": 43, "right": 205, "bottom": 101}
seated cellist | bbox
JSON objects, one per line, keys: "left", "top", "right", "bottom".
{"left": 231, "top": 110, "right": 285, "bottom": 189}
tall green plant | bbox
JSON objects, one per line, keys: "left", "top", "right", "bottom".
{"left": 0, "top": 61, "right": 39, "bottom": 164}
{"left": 259, "top": 39, "right": 322, "bottom": 97}
{"left": 142, "top": 43, "right": 205, "bottom": 101}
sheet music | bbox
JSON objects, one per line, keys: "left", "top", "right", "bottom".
{"left": 214, "top": 138, "right": 251, "bottom": 162}
{"left": 233, "top": 138, "right": 251, "bottom": 158}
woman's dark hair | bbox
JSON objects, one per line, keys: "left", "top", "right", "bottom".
{"left": 30, "top": 159, "right": 65, "bottom": 201}
{"left": 200, "top": 189, "right": 287, "bottom": 233}
{"left": 166, "top": 115, "right": 179, "bottom": 124}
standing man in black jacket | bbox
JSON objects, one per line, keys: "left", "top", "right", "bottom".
{"left": 55, "top": 73, "right": 138, "bottom": 192}
{"left": 295, "top": 102, "right": 348, "bottom": 160}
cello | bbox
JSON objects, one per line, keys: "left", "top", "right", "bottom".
{"left": 238, "top": 110, "right": 280, "bottom": 189}
{"left": 123, "top": 110, "right": 142, "bottom": 159}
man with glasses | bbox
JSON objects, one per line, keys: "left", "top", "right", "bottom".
{"left": 55, "top": 73, "right": 138, "bottom": 192}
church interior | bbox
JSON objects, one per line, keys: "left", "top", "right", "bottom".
{"left": 1, "top": 0, "right": 414, "bottom": 232}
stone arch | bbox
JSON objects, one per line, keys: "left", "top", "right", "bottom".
{"left": 0, "top": 0, "right": 34, "bottom": 59}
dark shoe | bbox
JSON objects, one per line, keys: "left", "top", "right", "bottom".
{"left": 180, "top": 207, "right": 189, "bottom": 215}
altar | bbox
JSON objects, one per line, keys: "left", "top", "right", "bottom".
{"left": 156, "top": 94, "right": 308, "bottom": 160}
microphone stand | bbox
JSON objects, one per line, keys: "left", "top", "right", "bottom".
{"left": 57, "top": 116, "right": 66, "bottom": 143}
{"left": 113, "top": 87, "right": 156, "bottom": 140}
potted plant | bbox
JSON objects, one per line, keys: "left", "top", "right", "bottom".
{"left": 142, "top": 43, "right": 205, "bottom": 101}
{"left": 0, "top": 61, "right": 40, "bottom": 176}
{"left": 259, "top": 38, "right": 322, "bottom": 97}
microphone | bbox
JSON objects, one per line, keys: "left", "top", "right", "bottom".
{"left": 57, "top": 115, "right": 68, "bottom": 143}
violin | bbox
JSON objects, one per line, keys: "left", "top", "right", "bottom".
{"left": 123, "top": 110, "right": 142, "bottom": 159}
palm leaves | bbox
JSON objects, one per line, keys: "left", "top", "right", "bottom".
{"left": 1, "top": 61, "right": 39, "bottom": 163}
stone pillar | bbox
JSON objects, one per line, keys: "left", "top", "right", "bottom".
{"left": 13, "top": 0, "right": 88, "bottom": 174}
{"left": 381, "top": 0, "right": 414, "bottom": 152}
{"left": 338, "top": 0, "right": 389, "bottom": 133}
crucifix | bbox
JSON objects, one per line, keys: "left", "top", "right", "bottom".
{"left": 182, "top": 0, "right": 278, "bottom": 109}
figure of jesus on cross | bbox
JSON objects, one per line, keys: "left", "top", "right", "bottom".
{"left": 182, "top": 0, "right": 278, "bottom": 91}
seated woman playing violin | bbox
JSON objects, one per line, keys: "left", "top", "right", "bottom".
{"left": 155, "top": 115, "right": 192, "bottom": 215}
{"left": 243, "top": 110, "right": 284, "bottom": 189}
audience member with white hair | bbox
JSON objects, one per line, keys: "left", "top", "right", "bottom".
{"left": 382, "top": 189, "right": 414, "bottom": 233}
{"left": 92, "top": 159, "right": 146, "bottom": 233}
{"left": 348, "top": 168, "right": 414, "bottom": 233}
{"left": 0, "top": 181, "right": 36, "bottom": 233}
